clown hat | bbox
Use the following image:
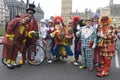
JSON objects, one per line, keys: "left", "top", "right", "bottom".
{"left": 26, "top": 4, "right": 36, "bottom": 14}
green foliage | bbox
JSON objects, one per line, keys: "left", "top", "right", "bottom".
{"left": 0, "top": 27, "right": 5, "bottom": 36}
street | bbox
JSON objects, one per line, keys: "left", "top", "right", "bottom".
{"left": 0, "top": 42, "right": 120, "bottom": 80}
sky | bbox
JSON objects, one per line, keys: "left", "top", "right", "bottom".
{"left": 21, "top": 0, "right": 120, "bottom": 19}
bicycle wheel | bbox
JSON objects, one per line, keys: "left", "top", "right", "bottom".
{"left": 26, "top": 44, "right": 46, "bottom": 66}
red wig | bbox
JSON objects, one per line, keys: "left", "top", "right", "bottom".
{"left": 54, "top": 16, "right": 63, "bottom": 25}
{"left": 72, "top": 16, "right": 80, "bottom": 26}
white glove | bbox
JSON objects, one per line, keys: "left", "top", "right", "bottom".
{"left": 107, "top": 30, "right": 112, "bottom": 35}
{"left": 92, "top": 43, "right": 96, "bottom": 49}
{"left": 76, "top": 31, "right": 80, "bottom": 37}
{"left": 98, "top": 31, "right": 104, "bottom": 37}
{"left": 77, "top": 25, "right": 80, "bottom": 30}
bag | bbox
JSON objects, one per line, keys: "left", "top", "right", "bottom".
{"left": 89, "top": 41, "right": 94, "bottom": 48}
{"left": 76, "top": 41, "right": 81, "bottom": 51}
{"left": 108, "top": 44, "right": 115, "bottom": 52}
{"left": 2, "top": 35, "right": 13, "bottom": 46}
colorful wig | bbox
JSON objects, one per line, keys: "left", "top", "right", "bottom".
{"left": 54, "top": 16, "right": 63, "bottom": 25}
{"left": 72, "top": 16, "right": 80, "bottom": 26}
{"left": 99, "top": 16, "right": 112, "bottom": 25}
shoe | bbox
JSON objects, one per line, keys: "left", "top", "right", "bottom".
{"left": 6, "top": 63, "right": 14, "bottom": 69}
{"left": 73, "top": 61, "right": 78, "bottom": 66}
{"left": 69, "top": 56, "right": 75, "bottom": 63}
{"left": 19, "top": 60, "right": 25, "bottom": 65}
{"left": 11, "top": 61, "right": 21, "bottom": 67}
{"left": 96, "top": 72, "right": 108, "bottom": 77}
{"left": 47, "top": 59, "right": 53, "bottom": 64}
{"left": 89, "top": 68, "right": 93, "bottom": 71}
{"left": 79, "top": 66, "right": 86, "bottom": 69}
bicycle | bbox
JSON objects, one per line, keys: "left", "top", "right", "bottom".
{"left": 26, "top": 42, "right": 46, "bottom": 66}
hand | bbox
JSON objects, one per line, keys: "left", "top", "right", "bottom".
{"left": 107, "top": 30, "right": 112, "bottom": 35}
{"left": 92, "top": 43, "right": 96, "bottom": 49}
{"left": 28, "top": 31, "right": 36, "bottom": 38}
{"left": 98, "top": 31, "right": 104, "bottom": 37}
{"left": 8, "top": 37, "right": 14, "bottom": 41}
{"left": 77, "top": 25, "right": 80, "bottom": 30}
{"left": 76, "top": 31, "right": 80, "bottom": 37}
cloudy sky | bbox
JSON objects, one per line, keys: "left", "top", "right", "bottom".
{"left": 21, "top": 0, "right": 120, "bottom": 19}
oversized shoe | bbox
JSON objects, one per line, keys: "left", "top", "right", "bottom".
{"left": 96, "top": 71, "right": 108, "bottom": 77}
{"left": 11, "top": 61, "right": 21, "bottom": 67}
{"left": 19, "top": 60, "right": 25, "bottom": 65}
{"left": 73, "top": 61, "right": 79, "bottom": 66}
{"left": 6, "top": 63, "right": 15, "bottom": 69}
{"left": 79, "top": 66, "right": 86, "bottom": 69}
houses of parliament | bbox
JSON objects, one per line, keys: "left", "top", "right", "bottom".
{"left": 0, "top": 0, "right": 44, "bottom": 26}
{"left": 61, "top": 0, "right": 120, "bottom": 27}
{"left": 0, "top": 0, "right": 120, "bottom": 27}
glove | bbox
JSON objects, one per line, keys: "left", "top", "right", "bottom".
{"left": 76, "top": 31, "right": 80, "bottom": 37}
{"left": 6, "top": 34, "right": 14, "bottom": 41}
{"left": 34, "top": 32, "right": 39, "bottom": 38}
{"left": 22, "top": 39, "right": 26, "bottom": 43}
{"left": 97, "top": 31, "right": 104, "bottom": 38}
{"left": 20, "top": 26, "right": 25, "bottom": 34}
{"left": 107, "top": 29, "right": 112, "bottom": 35}
{"left": 77, "top": 25, "right": 80, "bottom": 30}
{"left": 92, "top": 43, "right": 96, "bottom": 49}
{"left": 28, "top": 31, "right": 36, "bottom": 38}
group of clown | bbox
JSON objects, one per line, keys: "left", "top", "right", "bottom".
{"left": 1, "top": 3, "right": 117, "bottom": 77}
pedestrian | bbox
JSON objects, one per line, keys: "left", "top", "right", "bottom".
{"left": 96, "top": 16, "right": 116, "bottom": 77}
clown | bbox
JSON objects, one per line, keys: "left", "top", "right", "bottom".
{"left": 91, "top": 13, "right": 101, "bottom": 67}
{"left": 19, "top": 4, "right": 39, "bottom": 64}
{"left": 50, "top": 23, "right": 74, "bottom": 62}
{"left": 2, "top": 15, "right": 31, "bottom": 69}
{"left": 76, "top": 18, "right": 96, "bottom": 71}
{"left": 72, "top": 16, "right": 81, "bottom": 66}
{"left": 46, "top": 19, "right": 55, "bottom": 63}
{"left": 96, "top": 16, "right": 116, "bottom": 77}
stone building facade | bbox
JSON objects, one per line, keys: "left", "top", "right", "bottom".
{"left": 4, "top": 0, "right": 44, "bottom": 22}
{"left": 61, "top": 0, "right": 72, "bottom": 24}
{"left": 0, "top": 0, "right": 9, "bottom": 26}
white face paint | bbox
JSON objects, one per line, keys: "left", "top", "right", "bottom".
{"left": 86, "top": 21, "right": 92, "bottom": 27}
{"left": 40, "top": 22, "right": 45, "bottom": 27}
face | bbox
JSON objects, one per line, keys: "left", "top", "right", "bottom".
{"left": 93, "top": 17, "right": 99, "bottom": 22}
{"left": 27, "top": 10, "right": 34, "bottom": 15}
{"left": 86, "top": 20, "right": 92, "bottom": 27}
{"left": 56, "top": 19, "right": 61, "bottom": 24}
{"left": 101, "top": 19, "right": 108, "bottom": 25}
{"left": 23, "top": 17, "right": 30, "bottom": 24}
{"left": 40, "top": 22, "right": 46, "bottom": 27}
{"left": 50, "top": 17, "right": 54, "bottom": 21}
{"left": 74, "top": 20, "right": 79, "bottom": 26}
{"left": 48, "top": 22, "right": 53, "bottom": 27}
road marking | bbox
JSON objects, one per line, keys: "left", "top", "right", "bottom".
{"left": 115, "top": 50, "right": 120, "bottom": 68}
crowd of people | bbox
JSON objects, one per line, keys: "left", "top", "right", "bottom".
{"left": 1, "top": 3, "right": 119, "bottom": 77}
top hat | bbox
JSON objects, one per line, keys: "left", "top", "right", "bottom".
{"left": 26, "top": 4, "right": 36, "bottom": 14}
